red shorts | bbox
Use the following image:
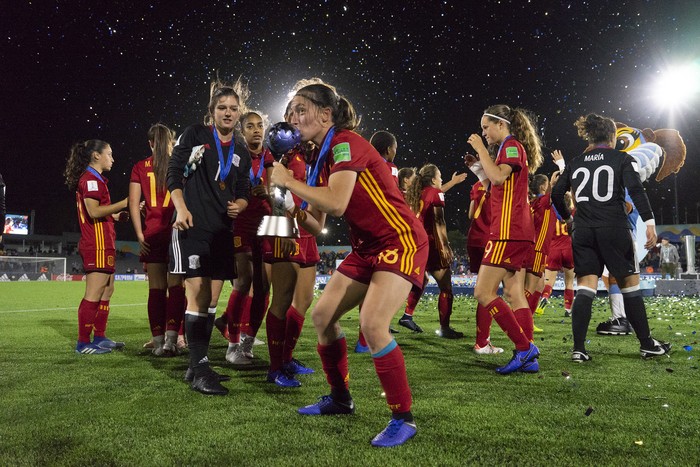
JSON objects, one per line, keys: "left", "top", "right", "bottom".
{"left": 546, "top": 245, "right": 574, "bottom": 271}
{"left": 426, "top": 243, "right": 450, "bottom": 272}
{"left": 80, "top": 247, "right": 116, "bottom": 274}
{"left": 467, "top": 245, "right": 485, "bottom": 273}
{"left": 482, "top": 240, "right": 532, "bottom": 272}
{"left": 233, "top": 229, "right": 262, "bottom": 254}
{"left": 526, "top": 250, "right": 547, "bottom": 276}
{"left": 262, "top": 236, "right": 320, "bottom": 267}
{"left": 140, "top": 230, "right": 172, "bottom": 264}
{"left": 337, "top": 241, "right": 428, "bottom": 289}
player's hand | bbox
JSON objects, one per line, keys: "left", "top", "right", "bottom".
{"left": 645, "top": 224, "right": 657, "bottom": 250}
{"left": 137, "top": 235, "right": 151, "bottom": 256}
{"left": 440, "top": 244, "right": 454, "bottom": 264}
{"left": 251, "top": 184, "right": 268, "bottom": 198}
{"left": 227, "top": 200, "right": 244, "bottom": 219}
{"left": 174, "top": 209, "right": 194, "bottom": 230}
{"left": 451, "top": 172, "right": 468, "bottom": 185}
{"left": 279, "top": 238, "right": 298, "bottom": 257}
{"left": 271, "top": 161, "right": 295, "bottom": 189}
{"left": 464, "top": 153, "right": 479, "bottom": 167}
{"left": 467, "top": 134, "right": 486, "bottom": 154}
{"left": 552, "top": 149, "right": 564, "bottom": 162}
{"left": 550, "top": 170, "right": 560, "bottom": 185}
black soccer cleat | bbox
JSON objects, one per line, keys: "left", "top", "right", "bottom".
{"left": 596, "top": 318, "right": 633, "bottom": 335}
{"left": 398, "top": 316, "right": 424, "bottom": 333}
{"left": 640, "top": 339, "right": 671, "bottom": 359}
{"left": 184, "top": 367, "right": 231, "bottom": 383}
{"left": 191, "top": 372, "right": 229, "bottom": 396}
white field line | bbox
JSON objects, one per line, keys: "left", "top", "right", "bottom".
{"left": 0, "top": 303, "right": 147, "bottom": 314}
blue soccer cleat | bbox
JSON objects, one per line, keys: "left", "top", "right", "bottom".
{"left": 519, "top": 358, "right": 539, "bottom": 373}
{"left": 496, "top": 343, "right": 540, "bottom": 375}
{"left": 298, "top": 395, "right": 355, "bottom": 415}
{"left": 93, "top": 336, "right": 125, "bottom": 350}
{"left": 371, "top": 419, "right": 417, "bottom": 447}
{"left": 75, "top": 341, "right": 112, "bottom": 355}
{"left": 354, "top": 340, "right": 370, "bottom": 353}
{"left": 267, "top": 370, "right": 301, "bottom": 388}
{"left": 283, "top": 358, "right": 315, "bottom": 375}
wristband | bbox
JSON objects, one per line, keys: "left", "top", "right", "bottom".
{"left": 645, "top": 219, "right": 656, "bottom": 227}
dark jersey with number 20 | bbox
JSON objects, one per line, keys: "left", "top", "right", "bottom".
{"left": 552, "top": 147, "right": 653, "bottom": 229}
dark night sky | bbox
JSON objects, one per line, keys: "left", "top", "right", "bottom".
{"left": 2, "top": 0, "right": 699, "bottom": 245}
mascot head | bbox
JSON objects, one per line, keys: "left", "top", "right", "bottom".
{"left": 615, "top": 123, "right": 686, "bottom": 182}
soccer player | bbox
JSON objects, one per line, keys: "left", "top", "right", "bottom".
{"left": 552, "top": 113, "right": 670, "bottom": 362}
{"left": 129, "top": 123, "right": 186, "bottom": 357}
{"left": 271, "top": 80, "right": 428, "bottom": 447}
{"left": 214, "top": 110, "right": 274, "bottom": 365}
{"left": 466, "top": 104, "right": 543, "bottom": 374}
{"left": 466, "top": 152, "right": 504, "bottom": 354}
{"left": 63, "top": 140, "right": 128, "bottom": 354}
{"left": 167, "top": 80, "right": 251, "bottom": 395}
{"left": 523, "top": 172, "right": 559, "bottom": 332}
{"left": 402, "top": 163, "right": 462, "bottom": 337}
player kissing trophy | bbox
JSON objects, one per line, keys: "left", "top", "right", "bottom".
{"left": 257, "top": 122, "right": 302, "bottom": 238}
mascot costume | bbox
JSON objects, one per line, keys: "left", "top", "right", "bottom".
{"left": 596, "top": 124, "right": 687, "bottom": 335}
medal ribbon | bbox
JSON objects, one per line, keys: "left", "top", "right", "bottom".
{"left": 249, "top": 151, "right": 266, "bottom": 187}
{"left": 301, "top": 126, "right": 335, "bottom": 210}
{"left": 212, "top": 126, "right": 234, "bottom": 183}
{"left": 86, "top": 166, "right": 105, "bottom": 182}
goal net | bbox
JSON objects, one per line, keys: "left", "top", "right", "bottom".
{"left": 0, "top": 256, "right": 67, "bottom": 281}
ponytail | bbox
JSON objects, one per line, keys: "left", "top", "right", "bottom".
{"left": 148, "top": 123, "right": 174, "bottom": 192}
{"left": 405, "top": 164, "right": 439, "bottom": 214}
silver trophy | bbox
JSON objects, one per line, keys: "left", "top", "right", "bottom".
{"left": 257, "top": 122, "right": 302, "bottom": 238}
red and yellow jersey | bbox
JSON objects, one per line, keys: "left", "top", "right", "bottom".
{"left": 418, "top": 185, "right": 445, "bottom": 248}
{"left": 234, "top": 148, "right": 275, "bottom": 233}
{"left": 531, "top": 193, "right": 556, "bottom": 254}
{"left": 550, "top": 218, "right": 572, "bottom": 250}
{"left": 130, "top": 156, "right": 175, "bottom": 236}
{"left": 287, "top": 149, "right": 313, "bottom": 238}
{"left": 488, "top": 137, "right": 534, "bottom": 242}
{"left": 318, "top": 129, "right": 427, "bottom": 273}
{"left": 467, "top": 180, "right": 490, "bottom": 247}
{"left": 76, "top": 168, "right": 115, "bottom": 257}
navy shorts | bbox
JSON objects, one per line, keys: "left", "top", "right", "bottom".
{"left": 169, "top": 227, "right": 236, "bottom": 280}
{"left": 572, "top": 226, "right": 638, "bottom": 279}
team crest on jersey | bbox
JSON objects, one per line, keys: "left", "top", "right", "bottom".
{"left": 107, "top": 255, "right": 114, "bottom": 266}
{"left": 332, "top": 142, "right": 351, "bottom": 163}
{"left": 188, "top": 255, "right": 201, "bottom": 270}
{"left": 87, "top": 180, "right": 99, "bottom": 192}
{"left": 506, "top": 147, "right": 519, "bottom": 159}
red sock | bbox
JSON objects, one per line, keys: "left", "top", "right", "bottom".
{"left": 438, "top": 290, "right": 453, "bottom": 327}
{"left": 93, "top": 300, "right": 110, "bottom": 338}
{"left": 513, "top": 307, "right": 534, "bottom": 341}
{"left": 404, "top": 285, "right": 423, "bottom": 317}
{"left": 318, "top": 337, "right": 350, "bottom": 396}
{"left": 541, "top": 284, "right": 553, "bottom": 299}
{"left": 240, "top": 294, "right": 252, "bottom": 335}
{"left": 283, "top": 306, "right": 305, "bottom": 362}
{"left": 564, "top": 288, "right": 574, "bottom": 311}
{"left": 77, "top": 299, "right": 99, "bottom": 343}
{"left": 266, "top": 313, "right": 286, "bottom": 372}
{"left": 488, "top": 297, "right": 530, "bottom": 350}
{"left": 475, "top": 303, "right": 492, "bottom": 347}
{"left": 147, "top": 288, "right": 167, "bottom": 336}
{"left": 373, "top": 343, "right": 412, "bottom": 414}
{"left": 358, "top": 330, "right": 368, "bottom": 347}
{"left": 525, "top": 289, "right": 541, "bottom": 314}
{"left": 247, "top": 291, "right": 269, "bottom": 337}
{"left": 166, "top": 285, "right": 186, "bottom": 332}
{"left": 225, "top": 291, "right": 249, "bottom": 343}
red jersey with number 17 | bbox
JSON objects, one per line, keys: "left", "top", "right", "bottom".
{"left": 319, "top": 129, "right": 427, "bottom": 267}
{"left": 531, "top": 193, "right": 556, "bottom": 254}
{"left": 467, "top": 181, "right": 490, "bottom": 248}
{"left": 488, "top": 137, "right": 534, "bottom": 242}
{"left": 76, "top": 169, "right": 115, "bottom": 252}
{"left": 130, "top": 156, "right": 175, "bottom": 236}
{"left": 418, "top": 186, "right": 444, "bottom": 249}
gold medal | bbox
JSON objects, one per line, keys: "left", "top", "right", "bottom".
{"left": 219, "top": 181, "right": 226, "bottom": 190}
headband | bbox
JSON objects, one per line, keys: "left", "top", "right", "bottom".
{"left": 483, "top": 113, "right": 511, "bottom": 125}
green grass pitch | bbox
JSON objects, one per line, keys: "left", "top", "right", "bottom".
{"left": 1, "top": 281, "right": 699, "bottom": 465}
